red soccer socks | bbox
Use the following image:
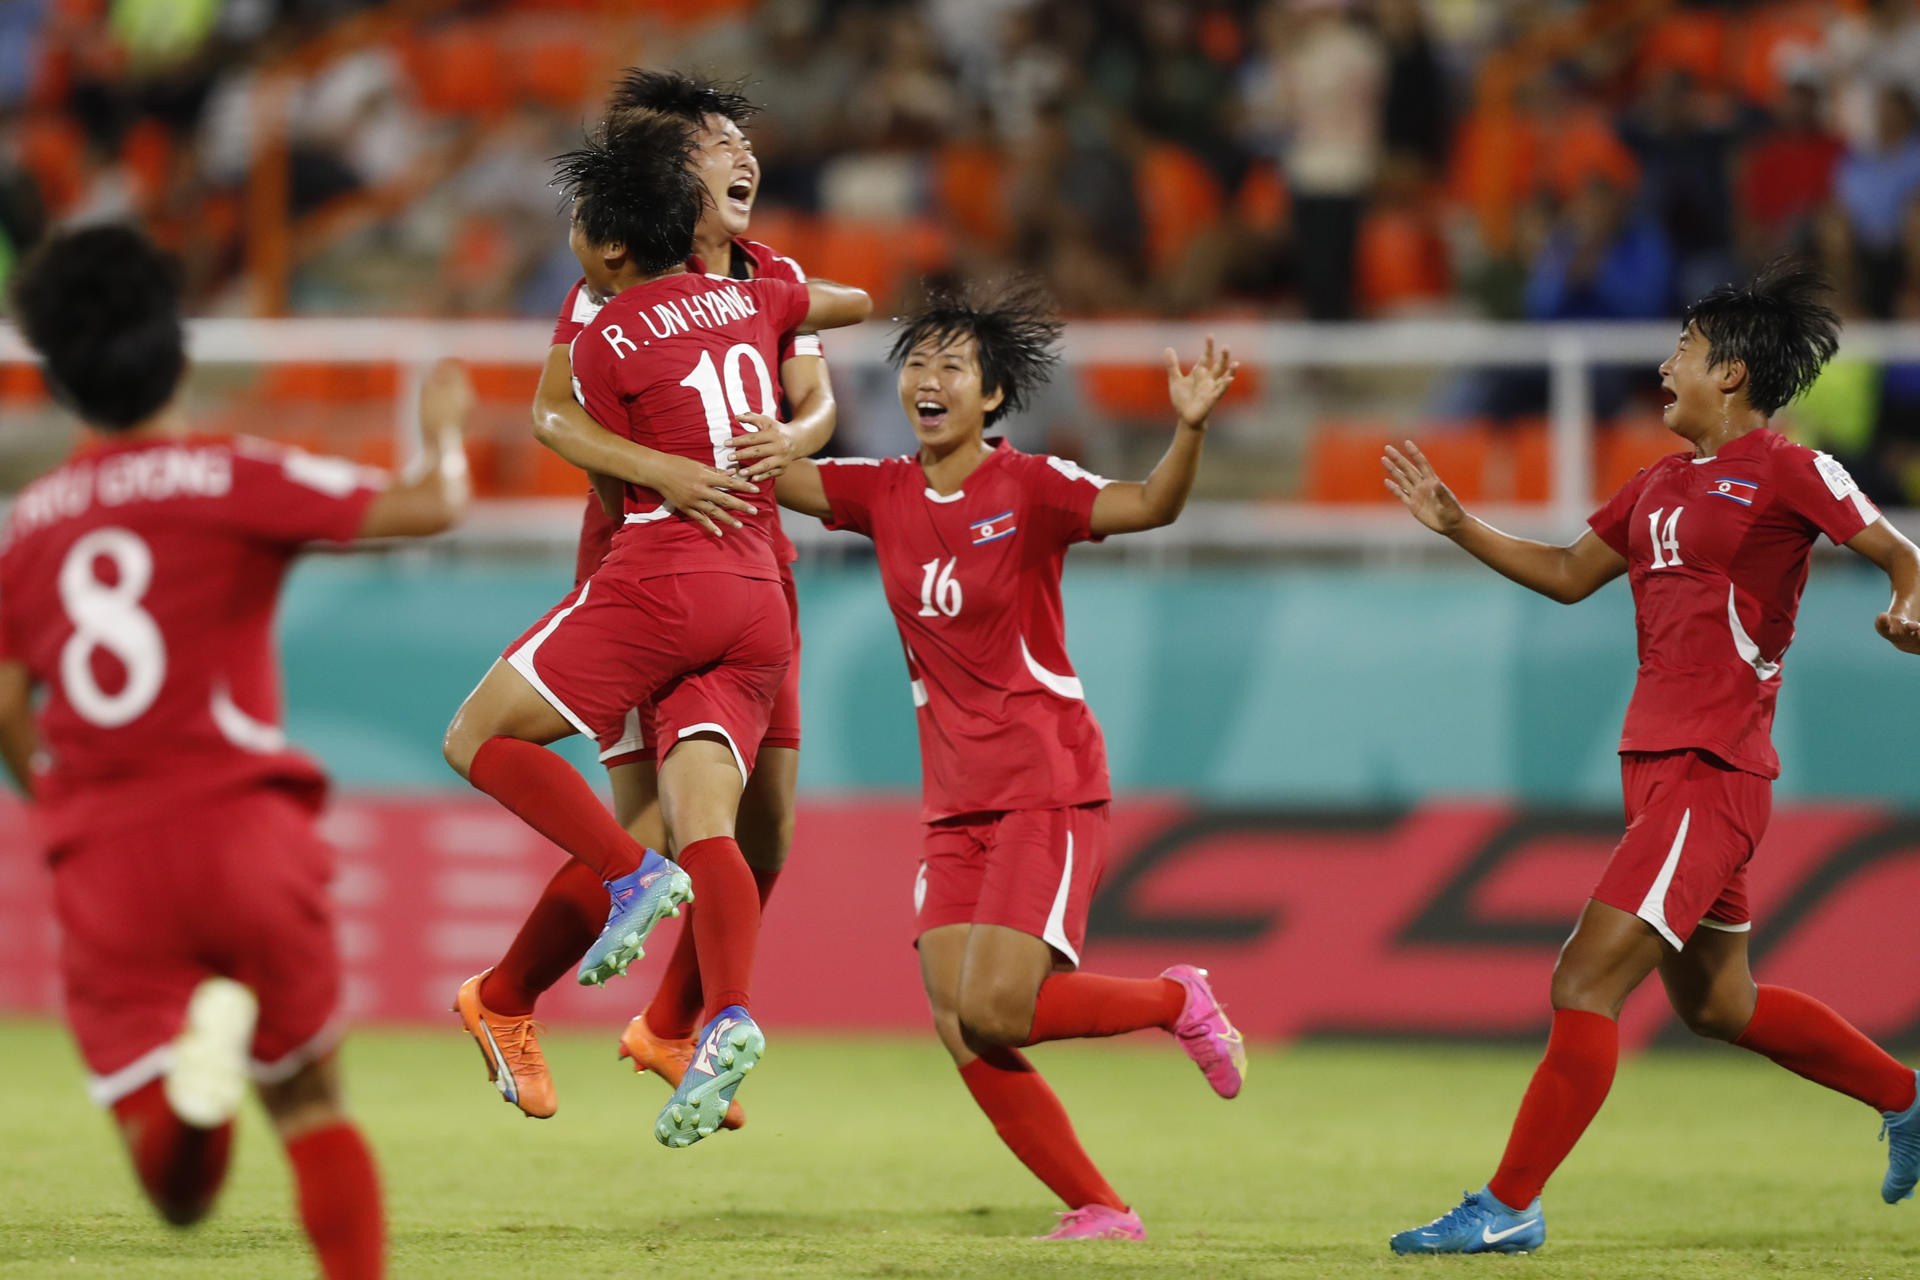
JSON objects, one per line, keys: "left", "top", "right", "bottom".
{"left": 286, "top": 1121, "right": 384, "bottom": 1280}
{"left": 1023, "top": 972, "right": 1185, "bottom": 1044}
{"left": 959, "top": 1050, "right": 1126, "bottom": 1212}
{"left": 1734, "top": 984, "right": 1918, "bottom": 1113}
{"left": 467, "top": 737, "right": 644, "bottom": 883}
{"left": 647, "top": 865, "right": 781, "bottom": 1042}
{"left": 480, "top": 857, "right": 607, "bottom": 1017}
{"left": 1487, "top": 1009, "right": 1619, "bottom": 1210}
{"left": 112, "top": 1080, "right": 232, "bottom": 1225}
{"left": 674, "top": 836, "right": 761, "bottom": 1019}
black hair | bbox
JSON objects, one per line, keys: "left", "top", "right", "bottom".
{"left": 887, "top": 279, "right": 1063, "bottom": 428}
{"left": 9, "top": 223, "right": 186, "bottom": 432}
{"left": 1682, "top": 258, "right": 1841, "bottom": 416}
{"left": 606, "top": 68, "right": 756, "bottom": 127}
{"left": 554, "top": 109, "right": 705, "bottom": 274}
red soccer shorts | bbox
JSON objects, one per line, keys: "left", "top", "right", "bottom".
{"left": 598, "top": 567, "right": 803, "bottom": 769}
{"left": 913, "top": 803, "right": 1110, "bottom": 965}
{"left": 1591, "top": 748, "right": 1772, "bottom": 949}
{"left": 507, "top": 571, "right": 791, "bottom": 780}
{"left": 52, "top": 785, "right": 343, "bottom": 1107}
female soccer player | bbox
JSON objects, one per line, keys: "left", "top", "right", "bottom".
{"left": 771, "top": 282, "right": 1248, "bottom": 1241}
{"left": 0, "top": 224, "right": 473, "bottom": 1279}
{"left": 441, "top": 110, "right": 869, "bottom": 1148}
{"left": 455, "top": 70, "right": 829, "bottom": 1129}
{"left": 1384, "top": 261, "right": 1920, "bottom": 1255}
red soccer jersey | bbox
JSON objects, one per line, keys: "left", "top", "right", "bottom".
{"left": 569, "top": 271, "right": 810, "bottom": 584}
{"left": 558, "top": 239, "right": 817, "bottom": 584}
{"left": 816, "top": 441, "right": 1112, "bottom": 820}
{"left": 0, "top": 434, "right": 382, "bottom": 849}
{"left": 1587, "top": 427, "right": 1881, "bottom": 778}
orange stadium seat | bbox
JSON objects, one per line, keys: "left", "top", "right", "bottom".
{"left": 1505, "top": 418, "right": 1552, "bottom": 503}
{"left": 1596, "top": 418, "right": 1685, "bottom": 498}
{"left": 517, "top": 35, "right": 596, "bottom": 111}
{"left": 467, "top": 364, "right": 540, "bottom": 406}
{"left": 403, "top": 24, "right": 509, "bottom": 116}
{"left": 526, "top": 437, "right": 595, "bottom": 498}
{"left": 934, "top": 140, "right": 1010, "bottom": 249}
{"left": 1081, "top": 361, "right": 1260, "bottom": 421}
{"left": 1134, "top": 141, "right": 1223, "bottom": 274}
{"left": 1355, "top": 202, "right": 1450, "bottom": 315}
{"left": 1638, "top": 9, "right": 1730, "bottom": 90}
{"left": 1731, "top": 5, "right": 1827, "bottom": 105}
{"left": 0, "top": 364, "right": 47, "bottom": 404}
{"left": 1234, "top": 158, "right": 1290, "bottom": 235}
{"left": 19, "top": 115, "right": 88, "bottom": 214}
{"left": 1304, "top": 421, "right": 1490, "bottom": 504}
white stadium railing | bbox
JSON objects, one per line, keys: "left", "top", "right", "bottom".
{"left": 4, "top": 318, "right": 1915, "bottom": 557}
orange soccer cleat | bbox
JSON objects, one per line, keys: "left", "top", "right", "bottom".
{"left": 619, "top": 1006, "right": 745, "bottom": 1131}
{"left": 453, "top": 971, "right": 557, "bottom": 1119}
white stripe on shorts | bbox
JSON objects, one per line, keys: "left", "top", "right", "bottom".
{"left": 1635, "top": 807, "right": 1691, "bottom": 950}
{"left": 506, "top": 582, "right": 595, "bottom": 738}
{"left": 1041, "top": 829, "right": 1079, "bottom": 965}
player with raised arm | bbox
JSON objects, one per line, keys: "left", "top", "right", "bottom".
{"left": 1384, "top": 261, "right": 1920, "bottom": 1256}
{"left": 0, "top": 224, "right": 472, "bottom": 1280}
{"left": 454, "top": 70, "right": 831, "bottom": 1128}
{"left": 440, "top": 110, "right": 870, "bottom": 1148}
{"left": 772, "top": 282, "right": 1248, "bottom": 1241}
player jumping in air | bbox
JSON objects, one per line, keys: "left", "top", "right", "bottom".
{"left": 0, "top": 224, "right": 473, "bottom": 1279}
{"left": 441, "top": 110, "right": 870, "bottom": 1148}
{"left": 772, "top": 282, "right": 1248, "bottom": 1241}
{"left": 454, "top": 70, "right": 829, "bottom": 1130}
{"left": 1384, "top": 261, "right": 1920, "bottom": 1255}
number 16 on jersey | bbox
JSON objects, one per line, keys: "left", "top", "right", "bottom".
{"left": 918, "top": 557, "right": 962, "bottom": 618}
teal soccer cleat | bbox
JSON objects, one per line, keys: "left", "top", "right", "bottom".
{"left": 1390, "top": 1186, "right": 1545, "bottom": 1255}
{"left": 576, "top": 851, "right": 692, "bottom": 987}
{"left": 1881, "top": 1070, "right": 1920, "bottom": 1203}
{"left": 655, "top": 1006, "right": 763, "bottom": 1149}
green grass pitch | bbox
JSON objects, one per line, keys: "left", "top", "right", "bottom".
{"left": 2, "top": 1018, "right": 1915, "bottom": 1278}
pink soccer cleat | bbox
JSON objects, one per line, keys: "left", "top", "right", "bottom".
{"left": 1162, "top": 964, "right": 1247, "bottom": 1099}
{"left": 1035, "top": 1205, "right": 1146, "bottom": 1241}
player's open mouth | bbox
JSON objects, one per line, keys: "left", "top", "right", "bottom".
{"left": 915, "top": 400, "right": 948, "bottom": 429}
{"left": 726, "top": 178, "right": 753, "bottom": 215}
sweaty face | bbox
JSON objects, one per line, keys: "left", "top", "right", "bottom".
{"left": 898, "top": 334, "right": 1006, "bottom": 450}
{"left": 690, "top": 114, "right": 758, "bottom": 242}
{"left": 1658, "top": 323, "right": 1729, "bottom": 437}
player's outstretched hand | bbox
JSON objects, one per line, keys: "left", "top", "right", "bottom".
{"left": 1875, "top": 610, "right": 1920, "bottom": 655}
{"left": 731, "top": 412, "right": 802, "bottom": 480}
{"left": 420, "top": 358, "right": 474, "bottom": 433}
{"left": 653, "top": 452, "right": 759, "bottom": 538}
{"left": 1167, "top": 336, "right": 1238, "bottom": 429}
{"left": 1383, "top": 441, "right": 1466, "bottom": 536}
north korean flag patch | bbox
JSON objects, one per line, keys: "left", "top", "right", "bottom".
{"left": 970, "top": 511, "right": 1015, "bottom": 544}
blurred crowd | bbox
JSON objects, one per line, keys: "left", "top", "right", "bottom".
{"left": 20, "top": 0, "right": 1920, "bottom": 500}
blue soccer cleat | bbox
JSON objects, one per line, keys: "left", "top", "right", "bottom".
{"left": 1390, "top": 1186, "right": 1545, "bottom": 1255}
{"left": 576, "top": 850, "right": 692, "bottom": 987}
{"left": 1881, "top": 1070, "right": 1920, "bottom": 1204}
{"left": 655, "top": 1005, "right": 763, "bottom": 1149}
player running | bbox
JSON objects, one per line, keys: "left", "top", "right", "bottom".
{"left": 441, "top": 110, "right": 870, "bottom": 1148}
{"left": 771, "top": 282, "right": 1248, "bottom": 1241}
{"left": 0, "top": 224, "right": 473, "bottom": 1279}
{"left": 1383, "top": 260, "right": 1920, "bottom": 1255}
{"left": 455, "top": 70, "right": 828, "bottom": 1129}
